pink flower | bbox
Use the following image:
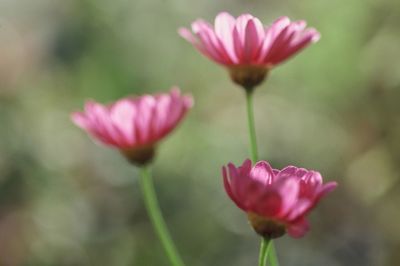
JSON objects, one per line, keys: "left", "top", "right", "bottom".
{"left": 222, "top": 159, "right": 337, "bottom": 238}
{"left": 72, "top": 87, "right": 193, "bottom": 165}
{"left": 179, "top": 12, "right": 320, "bottom": 89}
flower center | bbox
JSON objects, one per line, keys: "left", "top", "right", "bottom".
{"left": 228, "top": 65, "right": 271, "bottom": 90}
{"left": 247, "top": 212, "right": 286, "bottom": 239}
{"left": 121, "top": 145, "right": 156, "bottom": 166}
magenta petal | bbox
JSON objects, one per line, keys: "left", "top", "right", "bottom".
{"left": 256, "top": 190, "right": 282, "bottom": 217}
{"left": 286, "top": 199, "right": 312, "bottom": 221}
{"left": 238, "top": 159, "right": 252, "bottom": 176}
{"left": 317, "top": 182, "right": 338, "bottom": 199}
{"left": 287, "top": 218, "right": 310, "bottom": 238}
{"left": 222, "top": 166, "right": 246, "bottom": 210}
{"left": 220, "top": 159, "right": 337, "bottom": 238}
{"left": 250, "top": 161, "right": 275, "bottom": 185}
{"left": 275, "top": 165, "right": 297, "bottom": 180}
{"left": 303, "top": 171, "right": 322, "bottom": 184}
{"left": 276, "top": 177, "right": 300, "bottom": 217}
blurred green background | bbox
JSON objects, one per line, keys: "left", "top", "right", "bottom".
{"left": 1, "top": 0, "right": 400, "bottom": 265}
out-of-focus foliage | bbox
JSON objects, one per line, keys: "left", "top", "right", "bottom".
{"left": 0, "top": 0, "right": 399, "bottom": 265}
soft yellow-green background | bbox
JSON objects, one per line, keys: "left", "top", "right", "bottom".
{"left": 0, "top": 0, "right": 399, "bottom": 265}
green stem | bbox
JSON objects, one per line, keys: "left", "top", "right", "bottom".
{"left": 258, "top": 238, "right": 271, "bottom": 266}
{"left": 245, "top": 90, "right": 258, "bottom": 163}
{"left": 268, "top": 242, "right": 279, "bottom": 266}
{"left": 245, "top": 89, "right": 280, "bottom": 266}
{"left": 139, "top": 166, "right": 185, "bottom": 266}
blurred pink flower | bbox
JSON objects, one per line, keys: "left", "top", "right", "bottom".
{"left": 72, "top": 87, "right": 193, "bottom": 165}
{"left": 179, "top": 12, "right": 320, "bottom": 88}
{"left": 222, "top": 159, "right": 337, "bottom": 238}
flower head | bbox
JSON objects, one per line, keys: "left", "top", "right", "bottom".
{"left": 179, "top": 12, "right": 320, "bottom": 89}
{"left": 72, "top": 87, "right": 193, "bottom": 165}
{"left": 222, "top": 159, "right": 337, "bottom": 238}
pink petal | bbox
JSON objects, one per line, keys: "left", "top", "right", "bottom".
{"left": 178, "top": 27, "right": 198, "bottom": 45}
{"left": 214, "top": 12, "right": 238, "bottom": 63}
{"left": 295, "top": 168, "right": 309, "bottom": 178}
{"left": 275, "top": 165, "right": 297, "bottom": 179}
{"left": 234, "top": 14, "right": 254, "bottom": 44}
{"left": 268, "top": 21, "right": 319, "bottom": 65}
{"left": 276, "top": 177, "right": 300, "bottom": 217}
{"left": 134, "top": 96, "right": 156, "bottom": 145}
{"left": 303, "top": 170, "right": 322, "bottom": 184}
{"left": 250, "top": 160, "right": 275, "bottom": 185}
{"left": 287, "top": 217, "right": 310, "bottom": 238}
{"left": 179, "top": 27, "right": 209, "bottom": 56}
{"left": 223, "top": 166, "right": 246, "bottom": 210}
{"left": 238, "top": 159, "right": 252, "bottom": 176}
{"left": 316, "top": 181, "right": 338, "bottom": 200}
{"left": 153, "top": 94, "right": 173, "bottom": 140}
{"left": 71, "top": 112, "right": 90, "bottom": 130}
{"left": 257, "top": 16, "right": 290, "bottom": 64}
{"left": 228, "top": 162, "right": 262, "bottom": 208}
{"left": 242, "top": 18, "right": 264, "bottom": 63}
{"left": 286, "top": 199, "right": 312, "bottom": 221}
{"left": 272, "top": 28, "right": 320, "bottom": 64}
{"left": 72, "top": 89, "right": 193, "bottom": 150}
{"left": 256, "top": 189, "right": 282, "bottom": 217}
{"left": 263, "top": 24, "right": 292, "bottom": 63}
{"left": 263, "top": 20, "right": 306, "bottom": 64}
{"left": 110, "top": 99, "right": 137, "bottom": 146}
{"left": 192, "top": 20, "right": 229, "bottom": 64}
{"left": 232, "top": 14, "right": 253, "bottom": 61}
{"left": 86, "top": 102, "right": 121, "bottom": 146}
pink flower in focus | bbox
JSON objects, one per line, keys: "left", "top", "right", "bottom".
{"left": 72, "top": 87, "right": 193, "bottom": 165}
{"left": 179, "top": 12, "right": 320, "bottom": 89}
{"left": 222, "top": 159, "right": 337, "bottom": 238}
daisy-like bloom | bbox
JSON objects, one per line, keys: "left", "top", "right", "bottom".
{"left": 179, "top": 12, "right": 320, "bottom": 90}
{"left": 72, "top": 87, "right": 193, "bottom": 165}
{"left": 222, "top": 159, "right": 337, "bottom": 238}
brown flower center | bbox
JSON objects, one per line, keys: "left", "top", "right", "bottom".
{"left": 120, "top": 145, "right": 156, "bottom": 166}
{"left": 247, "top": 212, "right": 286, "bottom": 239}
{"left": 228, "top": 65, "right": 270, "bottom": 91}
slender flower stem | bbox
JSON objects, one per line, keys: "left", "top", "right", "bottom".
{"left": 139, "top": 166, "right": 185, "bottom": 266}
{"left": 244, "top": 88, "right": 280, "bottom": 266}
{"left": 258, "top": 238, "right": 272, "bottom": 266}
{"left": 245, "top": 90, "right": 258, "bottom": 163}
{"left": 269, "top": 242, "right": 280, "bottom": 266}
